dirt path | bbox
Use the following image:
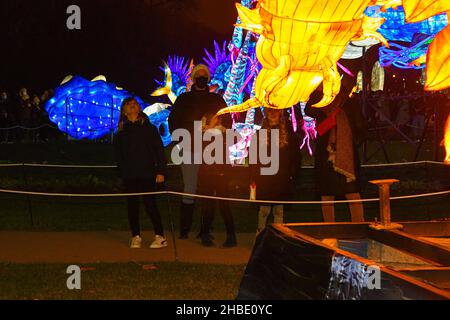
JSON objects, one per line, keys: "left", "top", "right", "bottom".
{"left": 0, "top": 231, "right": 254, "bottom": 265}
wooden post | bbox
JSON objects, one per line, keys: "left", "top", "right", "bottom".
{"left": 369, "top": 179, "right": 402, "bottom": 230}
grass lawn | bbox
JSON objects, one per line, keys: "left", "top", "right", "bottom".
{"left": 0, "top": 262, "right": 246, "bottom": 300}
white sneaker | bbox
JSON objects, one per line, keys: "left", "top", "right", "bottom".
{"left": 150, "top": 235, "right": 168, "bottom": 249}
{"left": 129, "top": 235, "right": 142, "bottom": 249}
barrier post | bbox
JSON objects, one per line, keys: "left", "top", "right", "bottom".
{"left": 369, "top": 179, "right": 402, "bottom": 230}
{"left": 22, "top": 163, "right": 34, "bottom": 227}
{"left": 166, "top": 193, "right": 178, "bottom": 262}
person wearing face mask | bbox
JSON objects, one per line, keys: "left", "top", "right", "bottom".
{"left": 168, "top": 64, "right": 229, "bottom": 240}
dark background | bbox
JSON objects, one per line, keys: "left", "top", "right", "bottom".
{"left": 0, "top": 0, "right": 237, "bottom": 98}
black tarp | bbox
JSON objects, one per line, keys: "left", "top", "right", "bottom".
{"left": 237, "top": 225, "right": 449, "bottom": 300}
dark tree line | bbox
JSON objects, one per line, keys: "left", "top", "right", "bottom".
{"left": 0, "top": 0, "right": 234, "bottom": 97}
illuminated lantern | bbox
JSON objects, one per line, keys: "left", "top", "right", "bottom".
{"left": 371, "top": 61, "right": 386, "bottom": 91}
{"left": 217, "top": 0, "right": 387, "bottom": 115}
{"left": 202, "top": 41, "right": 232, "bottom": 93}
{"left": 365, "top": 5, "right": 447, "bottom": 42}
{"left": 356, "top": 71, "right": 364, "bottom": 93}
{"left": 444, "top": 115, "right": 450, "bottom": 164}
{"left": 143, "top": 103, "right": 172, "bottom": 147}
{"left": 45, "top": 75, "right": 146, "bottom": 140}
{"left": 379, "top": 34, "right": 434, "bottom": 69}
{"left": 382, "top": 0, "right": 450, "bottom": 90}
{"left": 151, "top": 56, "right": 193, "bottom": 104}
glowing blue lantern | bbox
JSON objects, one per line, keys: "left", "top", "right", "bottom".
{"left": 364, "top": 5, "right": 448, "bottom": 43}
{"left": 143, "top": 103, "right": 172, "bottom": 147}
{"left": 45, "top": 75, "right": 146, "bottom": 140}
{"left": 203, "top": 41, "right": 232, "bottom": 92}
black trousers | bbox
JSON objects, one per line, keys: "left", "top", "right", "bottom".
{"left": 123, "top": 178, "right": 164, "bottom": 237}
{"left": 200, "top": 199, "right": 235, "bottom": 236}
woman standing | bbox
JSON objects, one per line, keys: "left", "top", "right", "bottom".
{"left": 251, "top": 109, "right": 300, "bottom": 233}
{"left": 115, "top": 97, "right": 168, "bottom": 249}
{"left": 305, "top": 87, "right": 366, "bottom": 223}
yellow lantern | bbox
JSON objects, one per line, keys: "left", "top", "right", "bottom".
{"left": 218, "top": 0, "right": 386, "bottom": 115}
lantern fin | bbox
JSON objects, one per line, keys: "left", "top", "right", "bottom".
{"left": 151, "top": 63, "right": 177, "bottom": 104}
{"left": 425, "top": 26, "right": 450, "bottom": 91}
{"left": 314, "top": 57, "right": 340, "bottom": 108}
{"left": 235, "top": 3, "right": 265, "bottom": 35}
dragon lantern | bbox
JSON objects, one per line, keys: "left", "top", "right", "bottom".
{"left": 217, "top": 0, "right": 387, "bottom": 115}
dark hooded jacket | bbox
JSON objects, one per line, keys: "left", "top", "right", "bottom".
{"left": 115, "top": 117, "right": 167, "bottom": 180}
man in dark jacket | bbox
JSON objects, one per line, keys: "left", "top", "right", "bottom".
{"left": 168, "top": 64, "right": 228, "bottom": 239}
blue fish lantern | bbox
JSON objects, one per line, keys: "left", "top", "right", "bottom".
{"left": 46, "top": 75, "right": 146, "bottom": 140}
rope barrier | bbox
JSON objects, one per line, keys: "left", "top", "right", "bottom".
{"left": 0, "top": 124, "right": 57, "bottom": 131}
{"left": 0, "top": 160, "right": 448, "bottom": 169}
{"left": 0, "top": 188, "right": 447, "bottom": 204}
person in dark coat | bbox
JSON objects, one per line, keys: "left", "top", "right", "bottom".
{"left": 115, "top": 97, "right": 168, "bottom": 249}
{"left": 0, "top": 91, "right": 10, "bottom": 142}
{"left": 197, "top": 113, "right": 236, "bottom": 247}
{"left": 250, "top": 108, "right": 301, "bottom": 233}
{"left": 305, "top": 84, "right": 367, "bottom": 223}
{"left": 168, "top": 64, "right": 228, "bottom": 240}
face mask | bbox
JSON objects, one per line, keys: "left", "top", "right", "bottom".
{"left": 195, "top": 76, "right": 209, "bottom": 89}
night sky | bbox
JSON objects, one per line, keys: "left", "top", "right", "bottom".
{"left": 0, "top": 0, "right": 237, "bottom": 98}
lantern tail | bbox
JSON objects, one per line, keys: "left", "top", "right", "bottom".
{"left": 217, "top": 98, "right": 261, "bottom": 115}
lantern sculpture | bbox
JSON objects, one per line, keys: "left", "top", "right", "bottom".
{"left": 364, "top": 5, "right": 447, "bottom": 70}
{"left": 45, "top": 75, "right": 146, "bottom": 140}
{"left": 217, "top": 0, "right": 387, "bottom": 115}
{"left": 203, "top": 41, "right": 233, "bottom": 93}
{"left": 143, "top": 103, "right": 172, "bottom": 147}
{"left": 151, "top": 56, "right": 193, "bottom": 104}
{"left": 382, "top": 0, "right": 450, "bottom": 90}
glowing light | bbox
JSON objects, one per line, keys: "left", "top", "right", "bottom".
{"left": 151, "top": 56, "right": 193, "bottom": 103}
{"left": 380, "top": 1, "right": 450, "bottom": 91}
{"left": 203, "top": 41, "right": 232, "bottom": 92}
{"left": 143, "top": 103, "right": 172, "bottom": 147}
{"left": 371, "top": 61, "right": 386, "bottom": 91}
{"left": 379, "top": 34, "right": 434, "bottom": 69}
{"left": 444, "top": 114, "right": 450, "bottom": 164}
{"left": 298, "top": 103, "right": 317, "bottom": 156}
{"left": 365, "top": 5, "right": 447, "bottom": 42}
{"left": 217, "top": 0, "right": 387, "bottom": 115}
{"left": 45, "top": 75, "right": 146, "bottom": 140}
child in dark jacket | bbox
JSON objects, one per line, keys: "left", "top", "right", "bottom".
{"left": 115, "top": 98, "right": 168, "bottom": 249}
